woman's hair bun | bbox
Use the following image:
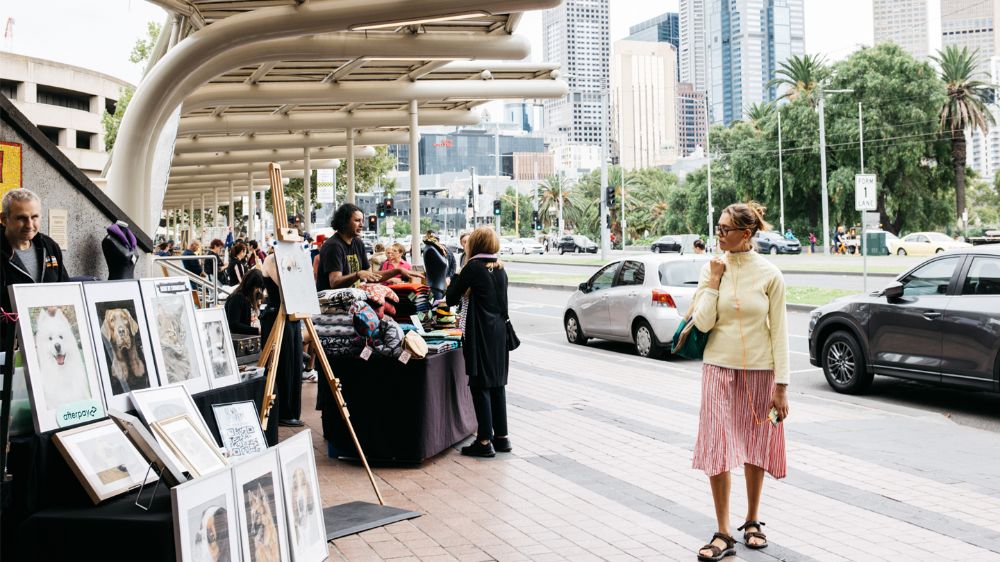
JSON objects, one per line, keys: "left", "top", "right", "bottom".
{"left": 745, "top": 200, "right": 772, "bottom": 233}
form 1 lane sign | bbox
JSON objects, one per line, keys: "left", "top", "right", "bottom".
{"left": 855, "top": 174, "right": 877, "bottom": 211}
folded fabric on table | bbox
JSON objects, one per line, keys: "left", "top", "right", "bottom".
{"left": 360, "top": 283, "right": 399, "bottom": 305}
{"left": 383, "top": 301, "right": 397, "bottom": 317}
{"left": 425, "top": 341, "right": 459, "bottom": 354}
{"left": 312, "top": 312, "right": 353, "bottom": 326}
{"left": 423, "top": 329, "right": 463, "bottom": 338}
{"left": 370, "top": 317, "right": 404, "bottom": 358}
{"left": 320, "top": 335, "right": 365, "bottom": 356}
{"left": 317, "top": 288, "right": 368, "bottom": 307}
{"left": 313, "top": 324, "right": 358, "bottom": 338}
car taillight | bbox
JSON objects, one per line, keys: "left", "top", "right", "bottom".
{"left": 652, "top": 290, "right": 676, "bottom": 307}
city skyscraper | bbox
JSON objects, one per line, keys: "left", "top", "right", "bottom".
{"left": 872, "top": 0, "right": 941, "bottom": 60}
{"left": 542, "top": 0, "right": 611, "bottom": 150}
{"left": 626, "top": 12, "right": 681, "bottom": 81}
{"left": 677, "top": 83, "right": 708, "bottom": 157}
{"left": 941, "top": 0, "right": 1000, "bottom": 76}
{"left": 679, "top": 0, "right": 709, "bottom": 94}
{"left": 611, "top": 40, "right": 678, "bottom": 170}
{"left": 707, "top": 0, "right": 806, "bottom": 125}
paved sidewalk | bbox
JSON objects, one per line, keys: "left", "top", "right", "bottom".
{"left": 291, "top": 339, "right": 1000, "bottom": 561}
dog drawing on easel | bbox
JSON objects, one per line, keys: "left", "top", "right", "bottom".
{"left": 244, "top": 481, "right": 280, "bottom": 562}
{"left": 33, "top": 306, "right": 91, "bottom": 406}
{"left": 101, "top": 307, "right": 149, "bottom": 394}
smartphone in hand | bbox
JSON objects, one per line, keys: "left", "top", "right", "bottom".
{"left": 767, "top": 406, "right": 781, "bottom": 426}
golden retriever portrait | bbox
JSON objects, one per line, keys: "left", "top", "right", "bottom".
{"left": 243, "top": 478, "right": 281, "bottom": 562}
{"left": 96, "top": 301, "right": 150, "bottom": 395}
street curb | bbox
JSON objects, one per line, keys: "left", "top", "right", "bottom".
{"left": 782, "top": 269, "right": 898, "bottom": 278}
{"left": 510, "top": 281, "right": 821, "bottom": 311}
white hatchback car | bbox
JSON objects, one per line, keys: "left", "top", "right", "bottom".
{"left": 563, "top": 253, "right": 710, "bottom": 358}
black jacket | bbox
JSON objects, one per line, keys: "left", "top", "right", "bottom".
{"left": 2, "top": 226, "right": 70, "bottom": 352}
{"left": 446, "top": 258, "right": 509, "bottom": 387}
{"left": 424, "top": 244, "right": 456, "bottom": 295}
{"left": 224, "top": 291, "right": 258, "bottom": 335}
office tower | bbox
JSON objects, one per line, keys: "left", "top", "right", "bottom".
{"left": 542, "top": 0, "right": 611, "bottom": 151}
{"left": 679, "top": 0, "right": 709, "bottom": 94}
{"left": 612, "top": 40, "right": 678, "bottom": 170}
{"left": 677, "top": 83, "right": 708, "bottom": 157}
{"left": 873, "top": 0, "right": 941, "bottom": 60}
{"left": 707, "top": 0, "right": 806, "bottom": 125}
{"left": 941, "top": 0, "right": 1000, "bottom": 75}
{"left": 627, "top": 12, "right": 681, "bottom": 81}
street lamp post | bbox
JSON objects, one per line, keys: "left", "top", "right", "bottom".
{"left": 600, "top": 89, "right": 610, "bottom": 260}
{"left": 818, "top": 88, "right": 853, "bottom": 255}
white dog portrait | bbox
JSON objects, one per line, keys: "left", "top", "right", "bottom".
{"left": 288, "top": 459, "right": 321, "bottom": 549}
{"left": 30, "top": 305, "right": 91, "bottom": 406}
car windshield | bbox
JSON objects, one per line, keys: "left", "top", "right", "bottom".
{"left": 926, "top": 233, "right": 952, "bottom": 242}
{"left": 659, "top": 260, "right": 703, "bottom": 286}
{"left": 574, "top": 236, "right": 592, "bottom": 244}
{"left": 657, "top": 236, "right": 676, "bottom": 243}
{"left": 518, "top": 238, "right": 536, "bottom": 244}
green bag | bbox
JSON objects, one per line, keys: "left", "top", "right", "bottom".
{"left": 671, "top": 316, "right": 709, "bottom": 360}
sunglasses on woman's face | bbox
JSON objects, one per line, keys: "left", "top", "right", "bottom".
{"left": 715, "top": 224, "right": 747, "bottom": 236}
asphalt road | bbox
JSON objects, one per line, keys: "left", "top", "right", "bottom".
{"left": 508, "top": 285, "right": 1000, "bottom": 434}
{"left": 504, "top": 260, "right": 889, "bottom": 292}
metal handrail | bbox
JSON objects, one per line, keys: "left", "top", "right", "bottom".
{"left": 152, "top": 255, "right": 232, "bottom": 307}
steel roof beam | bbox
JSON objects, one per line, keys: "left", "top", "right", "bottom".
{"left": 171, "top": 158, "right": 347, "bottom": 177}
{"left": 177, "top": 108, "right": 480, "bottom": 135}
{"left": 174, "top": 130, "right": 409, "bottom": 153}
{"left": 171, "top": 145, "right": 373, "bottom": 167}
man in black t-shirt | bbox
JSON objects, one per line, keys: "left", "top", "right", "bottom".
{"left": 317, "top": 203, "right": 423, "bottom": 291}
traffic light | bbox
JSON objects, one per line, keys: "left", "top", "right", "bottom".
{"left": 468, "top": 189, "right": 474, "bottom": 208}
{"left": 376, "top": 203, "right": 386, "bottom": 218}
{"left": 606, "top": 186, "right": 616, "bottom": 207}
{"left": 553, "top": 217, "right": 560, "bottom": 228}
{"left": 383, "top": 197, "right": 394, "bottom": 215}
{"left": 493, "top": 199, "right": 502, "bottom": 216}
{"left": 367, "top": 214, "right": 377, "bottom": 231}
{"left": 532, "top": 210, "right": 541, "bottom": 230}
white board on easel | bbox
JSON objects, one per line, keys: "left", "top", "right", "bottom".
{"left": 272, "top": 241, "right": 321, "bottom": 317}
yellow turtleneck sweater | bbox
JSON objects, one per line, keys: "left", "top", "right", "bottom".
{"left": 691, "top": 251, "right": 790, "bottom": 385}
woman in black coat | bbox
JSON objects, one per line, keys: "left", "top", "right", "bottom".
{"left": 224, "top": 269, "right": 264, "bottom": 335}
{"left": 446, "top": 226, "right": 511, "bottom": 457}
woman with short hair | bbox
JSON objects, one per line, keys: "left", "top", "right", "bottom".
{"left": 225, "top": 242, "right": 248, "bottom": 285}
{"left": 446, "top": 227, "right": 511, "bottom": 457}
{"left": 691, "top": 202, "right": 789, "bottom": 561}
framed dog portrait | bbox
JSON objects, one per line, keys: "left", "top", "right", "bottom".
{"left": 278, "top": 429, "right": 328, "bottom": 561}
{"left": 130, "top": 384, "right": 216, "bottom": 473}
{"left": 52, "top": 419, "right": 158, "bottom": 505}
{"left": 152, "top": 414, "right": 228, "bottom": 478}
{"left": 139, "top": 277, "right": 210, "bottom": 395}
{"left": 10, "top": 282, "right": 105, "bottom": 433}
{"left": 84, "top": 281, "right": 160, "bottom": 412}
{"left": 108, "top": 409, "right": 188, "bottom": 486}
{"left": 171, "top": 466, "right": 241, "bottom": 562}
{"left": 232, "top": 449, "right": 291, "bottom": 562}
{"left": 195, "top": 308, "right": 241, "bottom": 389}
{"left": 212, "top": 401, "right": 267, "bottom": 458}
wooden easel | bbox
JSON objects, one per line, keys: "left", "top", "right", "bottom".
{"left": 257, "top": 162, "right": 383, "bottom": 505}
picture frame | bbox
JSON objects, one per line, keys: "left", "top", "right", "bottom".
{"left": 139, "top": 277, "right": 210, "bottom": 395}
{"left": 212, "top": 400, "right": 268, "bottom": 458}
{"left": 10, "top": 282, "right": 105, "bottom": 433}
{"left": 232, "top": 448, "right": 291, "bottom": 562}
{"left": 195, "top": 308, "right": 241, "bottom": 389}
{"left": 52, "top": 419, "right": 158, "bottom": 505}
{"left": 84, "top": 280, "right": 160, "bottom": 412}
{"left": 108, "top": 408, "right": 188, "bottom": 486}
{"left": 278, "top": 429, "right": 328, "bottom": 561}
{"left": 171, "top": 466, "right": 241, "bottom": 562}
{"left": 129, "top": 384, "right": 216, "bottom": 472}
{"left": 152, "top": 414, "right": 229, "bottom": 478}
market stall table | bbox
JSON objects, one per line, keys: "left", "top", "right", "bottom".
{"left": 319, "top": 348, "right": 475, "bottom": 463}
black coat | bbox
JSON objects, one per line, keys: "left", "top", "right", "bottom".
{"left": 446, "top": 258, "right": 509, "bottom": 387}
{"left": 424, "top": 244, "right": 456, "bottom": 295}
{"left": 1, "top": 226, "right": 70, "bottom": 353}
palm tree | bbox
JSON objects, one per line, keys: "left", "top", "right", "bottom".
{"left": 768, "top": 53, "right": 827, "bottom": 106}
{"left": 536, "top": 174, "right": 573, "bottom": 230}
{"left": 745, "top": 102, "right": 776, "bottom": 128}
{"left": 934, "top": 45, "right": 996, "bottom": 223}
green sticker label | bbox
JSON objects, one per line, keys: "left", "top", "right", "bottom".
{"left": 56, "top": 399, "right": 104, "bottom": 428}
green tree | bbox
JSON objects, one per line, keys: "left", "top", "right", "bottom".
{"left": 768, "top": 53, "right": 828, "bottom": 106}
{"left": 933, "top": 45, "right": 996, "bottom": 223}
{"left": 623, "top": 167, "right": 680, "bottom": 239}
{"left": 499, "top": 186, "right": 535, "bottom": 237}
{"left": 103, "top": 22, "right": 160, "bottom": 151}
{"left": 745, "top": 101, "right": 776, "bottom": 128}
{"left": 535, "top": 174, "right": 572, "bottom": 230}
{"left": 335, "top": 146, "right": 397, "bottom": 198}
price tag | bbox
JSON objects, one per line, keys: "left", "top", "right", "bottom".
{"left": 409, "top": 315, "right": 426, "bottom": 333}
{"left": 398, "top": 350, "right": 411, "bottom": 364}
{"left": 360, "top": 346, "right": 373, "bottom": 361}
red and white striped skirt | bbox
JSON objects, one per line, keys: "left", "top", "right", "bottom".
{"left": 692, "top": 364, "right": 787, "bottom": 479}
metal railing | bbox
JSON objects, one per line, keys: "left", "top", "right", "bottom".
{"left": 152, "top": 255, "right": 232, "bottom": 307}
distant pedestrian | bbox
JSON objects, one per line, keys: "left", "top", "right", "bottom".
{"left": 181, "top": 240, "right": 204, "bottom": 276}
{"left": 225, "top": 242, "right": 248, "bottom": 285}
{"left": 446, "top": 226, "right": 512, "bottom": 458}
{"left": 808, "top": 232, "right": 816, "bottom": 254}
{"left": 693, "top": 239, "right": 706, "bottom": 254}
{"left": 692, "top": 201, "right": 789, "bottom": 561}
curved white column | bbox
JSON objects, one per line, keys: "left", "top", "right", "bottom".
{"left": 178, "top": 109, "right": 480, "bottom": 136}
{"left": 346, "top": 128, "right": 356, "bottom": 204}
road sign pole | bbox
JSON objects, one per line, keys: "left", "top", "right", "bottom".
{"left": 859, "top": 103, "right": 866, "bottom": 293}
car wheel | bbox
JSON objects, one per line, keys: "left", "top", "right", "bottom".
{"left": 565, "top": 312, "right": 587, "bottom": 346}
{"left": 935, "top": 248, "right": 945, "bottom": 254}
{"left": 633, "top": 319, "right": 665, "bottom": 359}
{"left": 822, "top": 330, "right": 873, "bottom": 394}
{"left": 769, "top": 246, "right": 778, "bottom": 255}
{"left": 576, "top": 247, "right": 581, "bottom": 253}
{"left": 897, "top": 248, "right": 907, "bottom": 256}
{"left": 559, "top": 247, "right": 565, "bottom": 255}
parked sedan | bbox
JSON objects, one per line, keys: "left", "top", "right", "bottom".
{"left": 889, "top": 231, "right": 972, "bottom": 256}
{"left": 564, "top": 253, "right": 710, "bottom": 358}
{"left": 753, "top": 231, "right": 801, "bottom": 254}
{"left": 557, "top": 235, "right": 598, "bottom": 254}
{"left": 650, "top": 236, "right": 683, "bottom": 253}
{"left": 510, "top": 238, "right": 545, "bottom": 255}
{"left": 809, "top": 244, "right": 1000, "bottom": 394}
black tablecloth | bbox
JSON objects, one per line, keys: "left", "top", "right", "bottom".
{"left": 2, "top": 377, "right": 274, "bottom": 562}
{"left": 318, "top": 349, "right": 476, "bottom": 463}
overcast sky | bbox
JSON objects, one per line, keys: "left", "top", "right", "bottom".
{"left": 1, "top": 0, "right": 874, "bottom": 85}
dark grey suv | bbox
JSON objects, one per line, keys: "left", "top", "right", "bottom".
{"left": 809, "top": 245, "right": 1000, "bottom": 394}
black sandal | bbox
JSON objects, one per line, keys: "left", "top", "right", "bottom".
{"left": 738, "top": 520, "right": 768, "bottom": 549}
{"left": 697, "top": 532, "right": 736, "bottom": 561}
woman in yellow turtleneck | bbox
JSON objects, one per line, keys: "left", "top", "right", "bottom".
{"left": 691, "top": 202, "right": 790, "bottom": 561}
